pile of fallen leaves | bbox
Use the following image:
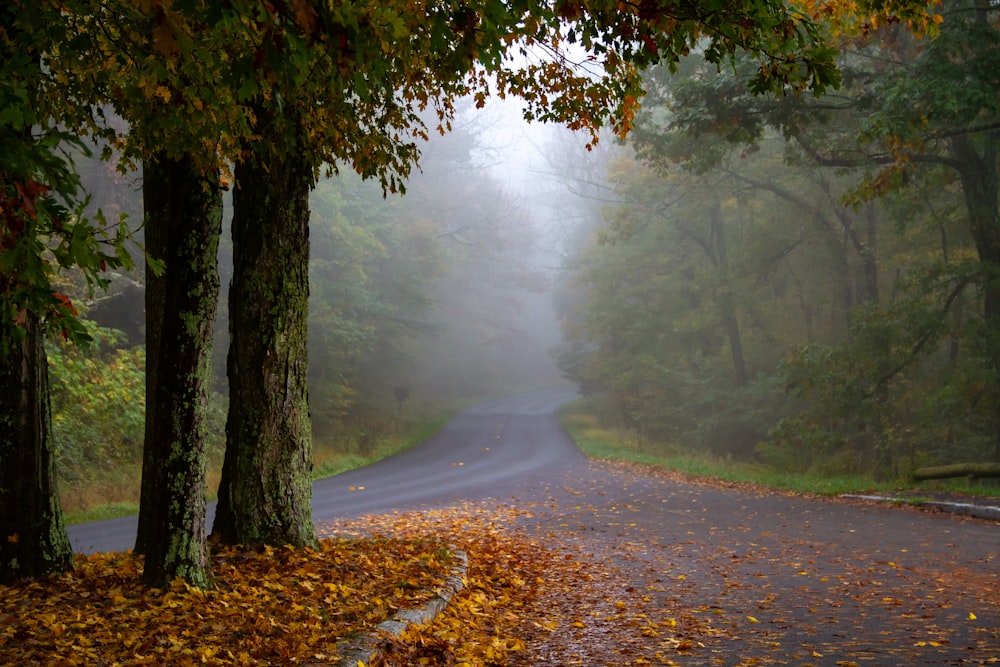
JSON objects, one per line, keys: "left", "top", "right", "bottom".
{"left": 0, "top": 502, "right": 775, "bottom": 667}
{"left": 0, "top": 537, "right": 453, "bottom": 666}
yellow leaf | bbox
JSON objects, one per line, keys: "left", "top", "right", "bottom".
{"left": 969, "top": 612, "right": 977, "bottom": 620}
{"left": 571, "top": 621, "right": 585, "bottom": 628}
{"left": 747, "top": 615, "right": 759, "bottom": 623}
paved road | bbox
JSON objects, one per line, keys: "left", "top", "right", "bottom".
{"left": 68, "top": 387, "right": 585, "bottom": 553}
{"left": 506, "top": 460, "right": 999, "bottom": 665}
{"left": 68, "top": 388, "right": 999, "bottom": 664}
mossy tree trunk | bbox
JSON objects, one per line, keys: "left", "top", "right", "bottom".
{"left": 212, "top": 105, "right": 316, "bottom": 548}
{"left": 135, "top": 152, "right": 222, "bottom": 589}
{"left": 0, "top": 311, "right": 74, "bottom": 584}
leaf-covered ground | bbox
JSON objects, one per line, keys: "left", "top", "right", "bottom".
{"left": 0, "top": 538, "right": 452, "bottom": 666}
{"left": 3, "top": 462, "right": 998, "bottom": 666}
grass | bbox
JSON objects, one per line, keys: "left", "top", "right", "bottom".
{"left": 558, "top": 407, "right": 1000, "bottom": 500}
{"left": 61, "top": 409, "right": 454, "bottom": 526}
{"left": 311, "top": 413, "right": 449, "bottom": 480}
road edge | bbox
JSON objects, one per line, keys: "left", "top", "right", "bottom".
{"left": 330, "top": 547, "right": 469, "bottom": 667}
{"left": 842, "top": 494, "right": 1000, "bottom": 522}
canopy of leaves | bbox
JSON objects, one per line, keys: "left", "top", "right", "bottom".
{"left": 1, "top": 6, "right": 134, "bottom": 348}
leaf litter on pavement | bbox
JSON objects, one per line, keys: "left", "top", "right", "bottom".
{"left": 3, "top": 461, "right": 998, "bottom": 666}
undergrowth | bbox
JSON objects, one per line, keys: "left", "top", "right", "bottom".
{"left": 558, "top": 407, "right": 1000, "bottom": 499}
{"left": 61, "top": 410, "right": 451, "bottom": 526}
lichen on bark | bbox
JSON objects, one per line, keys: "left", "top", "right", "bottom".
{"left": 213, "top": 103, "right": 316, "bottom": 548}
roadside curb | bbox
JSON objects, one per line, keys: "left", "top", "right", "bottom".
{"left": 842, "top": 494, "right": 1000, "bottom": 522}
{"left": 333, "top": 547, "right": 469, "bottom": 667}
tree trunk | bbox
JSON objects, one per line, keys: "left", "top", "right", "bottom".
{"left": 0, "top": 0, "right": 73, "bottom": 586}
{"left": 950, "top": 133, "right": 1000, "bottom": 461}
{"left": 709, "top": 199, "right": 748, "bottom": 387}
{"left": 135, "top": 152, "right": 222, "bottom": 588}
{"left": 0, "top": 311, "right": 74, "bottom": 584}
{"left": 212, "top": 106, "right": 316, "bottom": 548}
{"left": 913, "top": 463, "right": 1000, "bottom": 481}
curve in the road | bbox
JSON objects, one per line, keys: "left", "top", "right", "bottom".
{"left": 68, "top": 387, "right": 583, "bottom": 554}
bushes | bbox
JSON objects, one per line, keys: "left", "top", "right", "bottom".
{"left": 47, "top": 323, "right": 145, "bottom": 474}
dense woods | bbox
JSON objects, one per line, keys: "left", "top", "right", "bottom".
{"left": 1, "top": 0, "right": 987, "bottom": 588}
{"left": 555, "top": 0, "right": 1000, "bottom": 481}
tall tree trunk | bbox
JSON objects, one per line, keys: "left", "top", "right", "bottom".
{"left": 709, "top": 200, "right": 748, "bottom": 387}
{"left": 0, "top": 312, "right": 74, "bottom": 584}
{"left": 135, "top": 152, "right": 221, "bottom": 588}
{"left": 951, "top": 132, "right": 1000, "bottom": 461}
{"left": 212, "top": 106, "right": 316, "bottom": 548}
{"left": 0, "top": 0, "right": 73, "bottom": 585}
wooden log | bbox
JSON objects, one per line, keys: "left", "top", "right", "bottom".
{"left": 913, "top": 463, "right": 1000, "bottom": 481}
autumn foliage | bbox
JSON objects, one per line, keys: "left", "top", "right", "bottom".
{"left": 0, "top": 538, "right": 453, "bottom": 666}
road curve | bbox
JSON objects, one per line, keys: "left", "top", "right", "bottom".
{"left": 68, "top": 387, "right": 583, "bottom": 554}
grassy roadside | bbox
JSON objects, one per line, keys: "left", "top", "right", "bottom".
{"left": 61, "top": 409, "right": 454, "bottom": 526}
{"left": 557, "top": 406, "right": 1000, "bottom": 500}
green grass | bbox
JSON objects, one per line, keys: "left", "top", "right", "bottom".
{"left": 62, "top": 410, "right": 455, "bottom": 526}
{"left": 311, "top": 413, "right": 450, "bottom": 480}
{"left": 558, "top": 408, "right": 1000, "bottom": 499}
{"left": 64, "top": 502, "right": 140, "bottom": 525}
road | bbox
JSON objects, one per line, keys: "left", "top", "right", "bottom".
{"left": 67, "top": 387, "right": 999, "bottom": 664}
{"left": 68, "top": 387, "right": 586, "bottom": 553}
{"left": 502, "top": 458, "right": 999, "bottom": 666}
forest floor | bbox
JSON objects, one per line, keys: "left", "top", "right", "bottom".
{"left": 4, "top": 461, "right": 998, "bottom": 667}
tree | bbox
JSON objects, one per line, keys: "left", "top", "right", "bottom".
{"left": 612, "top": 2, "right": 1000, "bottom": 474}
{"left": 212, "top": 102, "right": 315, "bottom": 547}
{"left": 40, "top": 0, "right": 248, "bottom": 585}
{"left": 212, "top": 0, "right": 845, "bottom": 547}
{"left": 135, "top": 152, "right": 222, "bottom": 588}
{"left": 1, "top": 3, "right": 131, "bottom": 583}
{"left": 210, "top": 0, "right": 853, "bottom": 551}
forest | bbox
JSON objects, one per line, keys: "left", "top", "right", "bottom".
{"left": 2, "top": 0, "right": 995, "bottom": 590}
{"left": 554, "top": 6, "right": 1000, "bottom": 483}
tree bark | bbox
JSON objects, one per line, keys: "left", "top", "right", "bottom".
{"left": 212, "top": 105, "right": 316, "bottom": 548}
{"left": 135, "top": 152, "right": 221, "bottom": 588}
{"left": 709, "top": 199, "right": 748, "bottom": 387}
{"left": 0, "top": 312, "right": 74, "bottom": 584}
{"left": 950, "top": 132, "right": 1000, "bottom": 461}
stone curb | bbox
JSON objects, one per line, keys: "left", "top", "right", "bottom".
{"left": 333, "top": 547, "right": 469, "bottom": 667}
{"left": 842, "top": 494, "right": 1000, "bottom": 522}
